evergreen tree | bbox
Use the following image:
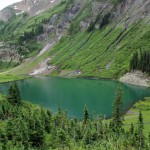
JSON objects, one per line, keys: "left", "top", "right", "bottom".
{"left": 130, "top": 123, "right": 134, "bottom": 135}
{"left": 99, "top": 13, "right": 111, "bottom": 29}
{"left": 0, "top": 130, "right": 7, "bottom": 150}
{"left": 83, "top": 129, "right": 91, "bottom": 145}
{"left": 29, "top": 116, "right": 45, "bottom": 148}
{"left": 83, "top": 106, "right": 89, "bottom": 125}
{"left": 112, "top": 87, "right": 124, "bottom": 133}
{"left": 56, "top": 129, "right": 70, "bottom": 149}
{"left": 7, "top": 82, "right": 21, "bottom": 105}
{"left": 45, "top": 110, "right": 52, "bottom": 133}
{"left": 137, "top": 110, "right": 145, "bottom": 149}
{"left": 130, "top": 50, "right": 150, "bottom": 74}
{"left": 87, "top": 21, "right": 95, "bottom": 32}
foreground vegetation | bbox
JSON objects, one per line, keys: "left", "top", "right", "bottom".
{"left": 0, "top": 83, "right": 150, "bottom": 150}
{"left": 124, "top": 97, "right": 150, "bottom": 137}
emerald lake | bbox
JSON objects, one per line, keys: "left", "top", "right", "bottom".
{"left": 0, "top": 76, "right": 150, "bottom": 118}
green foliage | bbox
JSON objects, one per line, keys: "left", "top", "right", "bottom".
{"left": 18, "top": 24, "right": 44, "bottom": 43}
{"left": 7, "top": 82, "right": 21, "bottom": 105}
{"left": 68, "top": 0, "right": 92, "bottom": 34}
{"left": 0, "top": 61, "right": 19, "bottom": 72}
{"left": 87, "top": 21, "right": 96, "bottom": 32}
{"left": 137, "top": 110, "right": 145, "bottom": 149}
{"left": 112, "top": 0, "right": 124, "bottom": 5}
{"left": 48, "top": 20, "right": 150, "bottom": 79}
{"left": 83, "top": 106, "right": 89, "bottom": 124}
{"left": 0, "top": 91, "right": 150, "bottom": 149}
{"left": 130, "top": 50, "right": 150, "bottom": 74}
{"left": 99, "top": 13, "right": 111, "bottom": 29}
{"left": 112, "top": 87, "right": 124, "bottom": 132}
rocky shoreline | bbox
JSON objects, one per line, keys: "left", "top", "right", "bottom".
{"left": 119, "top": 71, "right": 150, "bottom": 87}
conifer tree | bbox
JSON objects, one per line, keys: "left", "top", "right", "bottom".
{"left": 83, "top": 129, "right": 91, "bottom": 145}
{"left": 130, "top": 123, "right": 134, "bottom": 135}
{"left": 45, "top": 110, "right": 52, "bottom": 133}
{"left": 29, "top": 116, "right": 45, "bottom": 148}
{"left": 112, "top": 87, "right": 124, "bottom": 133}
{"left": 7, "top": 82, "right": 21, "bottom": 105}
{"left": 138, "top": 110, "right": 145, "bottom": 149}
{"left": 83, "top": 106, "right": 89, "bottom": 125}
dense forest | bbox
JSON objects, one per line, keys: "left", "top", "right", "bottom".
{"left": 0, "top": 83, "right": 150, "bottom": 150}
{"left": 130, "top": 50, "right": 150, "bottom": 74}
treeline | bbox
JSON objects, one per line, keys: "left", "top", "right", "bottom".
{"left": 0, "top": 83, "right": 150, "bottom": 149}
{"left": 18, "top": 24, "right": 44, "bottom": 43}
{"left": 130, "top": 50, "right": 150, "bottom": 74}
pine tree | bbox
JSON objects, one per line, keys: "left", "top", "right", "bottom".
{"left": 83, "top": 128, "right": 91, "bottom": 145}
{"left": 83, "top": 106, "right": 89, "bottom": 125}
{"left": 138, "top": 110, "right": 145, "bottom": 149}
{"left": 45, "top": 110, "right": 52, "bottom": 133}
{"left": 112, "top": 87, "right": 124, "bottom": 133}
{"left": 7, "top": 82, "right": 21, "bottom": 105}
{"left": 56, "top": 129, "right": 70, "bottom": 149}
{"left": 29, "top": 116, "right": 45, "bottom": 148}
{"left": 130, "top": 123, "right": 134, "bottom": 135}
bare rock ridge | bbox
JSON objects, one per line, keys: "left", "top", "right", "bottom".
{"left": 0, "top": 0, "right": 61, "bottom": 21}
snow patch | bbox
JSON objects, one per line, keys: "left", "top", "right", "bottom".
{"left": 51, "top": 0, "right": 56, "bottom": 3}
{"left": 14, "top": 6, "right": 17, "bottom": 9}
{"left": 16, "top": 11, "right": 24, "bottom": 15}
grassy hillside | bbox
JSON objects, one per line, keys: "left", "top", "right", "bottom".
{"left": 48, "top": 21, "right": 150, "bottom": 79}
{"left": 0, "top": 74, "right": 28, "bottom": 83}
{"left": 124, "top": 97, "right": 150, "bottom": 137}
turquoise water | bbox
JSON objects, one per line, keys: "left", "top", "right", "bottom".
{"left": 0, "top": 76, "right": 150, "bottom": 118}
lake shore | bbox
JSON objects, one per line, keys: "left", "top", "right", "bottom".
{"left": 0, "top": 74, "right": 30, "bottom": 84}
{"left": 119, "top": 71, "right": 150, "bottom": 87}
{"left": 1, "top": 70, "right": 150, "bottom": 88}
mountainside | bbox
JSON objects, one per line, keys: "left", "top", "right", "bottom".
{"left": 0, "top": 0, "right": 150, "bottom": 81}
{"left": 0, "top": 0, "right": 61, "bottom": 21}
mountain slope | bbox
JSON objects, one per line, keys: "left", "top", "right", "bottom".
{"left": 0, "top": 0, "right": 150, "bottom": 80}
{"left": 0, "top": 0, "right": 61, "bottom": 21}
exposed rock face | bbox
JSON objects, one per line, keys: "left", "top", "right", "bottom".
{"left": 37, "top": 1, "right": 82, "bottom": 42}
{"left": 120, "top": 71, "right": 150, "bottom": 87}
{"left": 114, "top": 0, "right": 150, "bottom": 24}
{"left": 0, "top": 43, "right": 24, "bottom": 63}
{"left": 0, "top": 50, "right": 21, "bottom": 63}
{"left": 0, "top": 0, "right": 61, "bottom": 21}
{"left": 0, "top": 8, "right": 15, "bottom": 21}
